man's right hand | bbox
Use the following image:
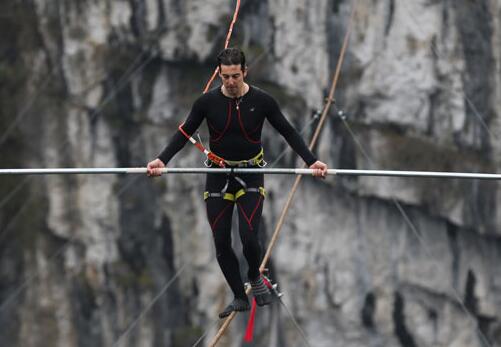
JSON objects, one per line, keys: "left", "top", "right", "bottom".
{"left": 146, "top": 159, "right": 166, "bottom": 177}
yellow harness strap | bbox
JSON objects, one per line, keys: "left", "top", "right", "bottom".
{"left": 204, "top": 187, "right": 266, "bottom": 202}
{"left": 214, "top": 148, "right": 265, "bottom": 168}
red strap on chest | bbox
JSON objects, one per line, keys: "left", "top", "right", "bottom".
{"left": 178, "top": 124, "right": 226, "bottom": 167}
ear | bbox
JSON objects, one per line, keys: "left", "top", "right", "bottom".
{"left": 243, "top": 67, "right": 248, "bottom": 78}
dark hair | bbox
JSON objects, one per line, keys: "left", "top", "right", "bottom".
{"left": 217, "top": 47, "right": 246, "bottom": 70}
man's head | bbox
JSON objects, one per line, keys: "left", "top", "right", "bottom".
{"left": 217, "top": 48, "right": 247, "bottom": 97}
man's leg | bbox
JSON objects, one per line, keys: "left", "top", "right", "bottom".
{"left": 236, "top": 192, "right": 273, "bottom": 306}
{"left": 206, "top": 197, "right": 249, "bottom": 317}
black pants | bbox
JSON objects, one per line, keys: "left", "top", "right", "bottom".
{"left": 205, "top": 172, "right": 264, "bottom": 299}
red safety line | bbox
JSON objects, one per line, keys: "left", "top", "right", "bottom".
{"left": 243, "top": 298, "right": 257, "bottom": 342}
{"left": 178, "top": 124, "right": 206, "bottom": 152}
{"left": 178, "top": 124, "right": 226, "bottom": 167}
{"left": 178, "top": 0, "right": 241, "bottom": 166}
{"left": 203, "top": 0, "right": 242, "bottom": 94}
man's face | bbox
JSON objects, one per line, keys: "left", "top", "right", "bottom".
{"left": 219, "top": 64, "right": 247, "bottom": 97}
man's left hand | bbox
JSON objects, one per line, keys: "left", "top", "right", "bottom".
{"left": 309, "top": 161, "right": 328, "bottom": 178}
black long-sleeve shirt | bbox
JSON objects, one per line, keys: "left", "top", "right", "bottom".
{"left": 158, "top": 85, "right": 317, "bottom": 166}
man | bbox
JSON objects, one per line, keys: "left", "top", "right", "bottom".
{"left": 147, "top": 48, "right": 327, "bottom": 318}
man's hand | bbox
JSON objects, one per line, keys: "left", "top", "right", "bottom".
{"left": 309, "top": 160, "right": 328, "bottom": 178}
{"left": 146, "top": 158, "right": 166, "bottom": 177}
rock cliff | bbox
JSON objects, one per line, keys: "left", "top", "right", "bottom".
{"left": 1, "top": 0, "right": 501, "bottom": 346}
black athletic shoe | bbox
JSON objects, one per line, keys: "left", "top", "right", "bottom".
{"left": 219, "top": 297, "right": 250, "bottom": 319}
{"left": 250, "top": 276, "right": 273, "bottom": 307}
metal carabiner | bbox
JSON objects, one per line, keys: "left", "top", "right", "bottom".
{"left": 204, "top": 158, "right": 213, "bottom": 168}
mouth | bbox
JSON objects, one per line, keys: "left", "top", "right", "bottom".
{"left": 227, "top": 87, "right": 238, "bottom": 95}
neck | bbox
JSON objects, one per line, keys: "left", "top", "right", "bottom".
{"left": 222, "top": 83, "right": 249, "bottom": 98}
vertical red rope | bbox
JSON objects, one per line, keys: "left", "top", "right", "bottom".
{"left": 244, "top": 298, "right": 257, "bottom": 342}
{"left": 178, "top": 0, "right": 241, "bottom": 165}
{"left": 203, "top": 0, "right": 242, "bottom": 93}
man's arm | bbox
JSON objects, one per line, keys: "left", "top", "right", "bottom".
{"left": 265, "top": 96, "right": 328, "bottom": 177}
{"left": 147, "top": 97, "right": 206, "bottom": 176}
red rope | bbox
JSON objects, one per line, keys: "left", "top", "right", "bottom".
{"left": 244, "top": 298, "right": 257, "bottom": 342}
{"left": 203, "top": 0, "right": 241, "bottom": 93}
{"left": 178, "top": 0, "right": 242, "bottom": 166}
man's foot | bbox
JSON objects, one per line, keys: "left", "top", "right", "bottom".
{"left": 218, "top": 297, "right": 250, "bottom": 319}
{"left": 250, "top": 276, "right": 273, "bottom": 307}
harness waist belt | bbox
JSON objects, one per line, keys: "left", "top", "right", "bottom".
{"left": 209, "top": 148, "right": 266, "bottom": 168}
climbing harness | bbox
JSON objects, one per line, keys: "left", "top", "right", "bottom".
{"left": 207, "top": 148, "right": 266, "bottom": 168}
{"left": 203, "top": 147, "right": 267, "bottom": 202}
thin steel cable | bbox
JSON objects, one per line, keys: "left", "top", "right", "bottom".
{"left": 190, "top": 318, "right": 220, "bottom": 347}
{"left": 464, "top": 97, "right": 496, "bottom": 140}
{"left": 0, "top": 194, "right": 34, "bottom": 244}
{"left": 208, "top": 2, "right": 358, "bottom": 345}
{"left": 392, "top": 200, "right": 491, "bottom": 347}
{"left": 338, "top": 113, "right": 493, "bottom": 347}
{"left": 269, "top": 112, "right": 321, "bottom": 168}
{"left": 112, "top": 263, "right": 188, "bottom": 347}
{"left": 278, "top": 299, "right": 313, "bottom": 347}
{"left": 88, "top": 52, "right": 153, "bottom": 123}
{"left": 0, "top": 177, "right": 29, "bottom": 209}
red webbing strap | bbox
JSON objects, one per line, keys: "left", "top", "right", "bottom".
{"left": 178, "top": 124, "right": 226, "bottom": 167}
{"left": 207, "top": 152, "right": 226, "bottom": 167}
{"left": 244, "top": 298, "right": 257, "bottom": 342}
{"left": 178, "top": 0, "right": 241, "bottom": 168}
{"left": 203, "top": 0, "right": 242, "bottom": 93}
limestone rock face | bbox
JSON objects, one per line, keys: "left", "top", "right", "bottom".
{"left": 1, "top": 1, "right": 501, "bottom": 347}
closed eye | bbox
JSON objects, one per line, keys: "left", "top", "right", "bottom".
{"left": 222, "top": 74, "right": 241, "bottom": 79}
